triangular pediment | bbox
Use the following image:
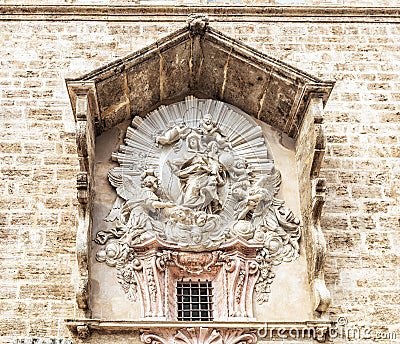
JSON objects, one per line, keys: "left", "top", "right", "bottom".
{"left": 66, "top": 14, "right": 334, "bottom": 138}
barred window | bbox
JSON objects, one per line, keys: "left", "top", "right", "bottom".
{"left": 177, "top": 280, "right": 213, "bottom": 321}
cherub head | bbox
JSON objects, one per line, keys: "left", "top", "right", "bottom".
{"left": 203, "top": 114, "right": 213, "bottom": 125}
{"left": 235, "top": 159, "right": 246, "bottom": 170}
{"left": 200, "top": 114, "right": 215, "bottom": 131}
{"left": 208, "top": 141, "right": 219, "bottom": 155}
{"left": 190, "top": 226, "right": 203, "bottom": 244}
{"left": 194, "top": 211, "right": 207, "bottom": 227}
{"left": 167, "top": 120, "right": 175, "bottom": 129}
{"left": 176, "top": 118, "right": 185, "bottom": 127}
{"left": 171, "top": 207, "right": 188, "bottom": 223}
{"left": 231, "top": 181, "right": 248, "bottom": 201}
{"left": 141, "top": 175, "right": 158, "bottom": 191}
{"left": 140, "top": 170, "right": 158, "bottom": 191}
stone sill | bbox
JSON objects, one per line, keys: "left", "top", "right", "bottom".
{"left": 65, "top": 319, "right": 335, "bottom": 342}
{"left": 65, "top": 318, "right": 333, "bottom": 331}
{"left": 65, "top": 319, "right": 334, "bottom": 342}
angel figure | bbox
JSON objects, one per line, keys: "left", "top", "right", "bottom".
{"left": 235, "top": 169, "right": 281, "bottom": 224}
{"left": 95, "top": 213, "right": 150, "bottom": 267}
{"left": 229, "top": 159, "right": 251, "bottom": 182}
{"left": 195, "top": 114, "right": 231, "bottom": 148}
{"left": 104, "top": 169, "right": 173, "bottom": 243}
{"left": 234, "top": 169, "right": 301, "bottom": 258}
{"left": 155, "top": 118, "right": 190, "bottom": 146}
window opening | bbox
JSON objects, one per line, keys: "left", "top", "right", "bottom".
{"left": 177, "top": 280, "right": 213, "bottom": 321}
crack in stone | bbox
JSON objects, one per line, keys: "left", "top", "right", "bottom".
{"left": 157, "top": 46, "right": 164, "bottom": 100}
{"left": 257, "top": 70, "right": 272, "bottom": 120}
{"left": 220, "top": 47, "right": 233, "bottom": 100}
{"left": 123, "top": 70, "right": 131, "bottom": 117}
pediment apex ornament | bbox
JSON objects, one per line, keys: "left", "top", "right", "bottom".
{"left": 95, "top": 97, "right": 301, "bottom": 306}
{"left": 187, "top": 13, "right": 209, "bottom": 35}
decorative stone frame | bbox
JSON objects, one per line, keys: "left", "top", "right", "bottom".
{"left": 110, "top": 237, "right": 263, "bottom": 323}
{"left": 65, "top": 14, "right": 335, "bottom": 343}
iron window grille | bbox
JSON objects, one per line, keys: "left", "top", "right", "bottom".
{"left": 177, "top": 280, "right": 213, "bottom": 321}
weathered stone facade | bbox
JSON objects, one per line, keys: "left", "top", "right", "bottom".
{"left": 1, "top": 2, "right": 399, "bottom": 344}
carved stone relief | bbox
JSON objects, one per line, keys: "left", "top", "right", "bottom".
{"left": 94, "top": 97, "right": 301, "bottom": 316}
{"left": 65, "top": 13, "right": 335, "bottom": 344}
{"left": 141, "top": 328, "right": 258, "bottom": 344}
{"left": 66, "top": 13, "right": 335, "bottom": 331}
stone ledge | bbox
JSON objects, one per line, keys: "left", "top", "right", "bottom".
{"left": 1, "top": 5, "right": 400, "bottom": 22}
{"left": 65, "top": 319, "right": 333, "bottom": 329}
{"left": 65, "top": 319, "right": 334, "bottom": 342}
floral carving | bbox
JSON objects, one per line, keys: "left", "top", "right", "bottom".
{"left": 140, "top": 329, "right": 257, "bottom": 344}
{"left": 175, "top": 328, "right": 222, "bottom": 344}
{"left": 157, "top": 250, "right": 225, "bottom": 274}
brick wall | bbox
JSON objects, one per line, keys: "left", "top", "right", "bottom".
{"left": 0, "top": 6, "right": 399, "bottom": 343}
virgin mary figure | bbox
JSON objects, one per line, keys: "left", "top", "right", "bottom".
{"left": 168, "top": 134, "right": 226, "bottom": 213}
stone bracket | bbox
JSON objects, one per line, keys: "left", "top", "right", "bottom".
{"left": 305, "top": 96, "right": 331, "bottom": 313}
{"left": 67, "top": 84, "right": 97, "bottom": 315}
{"left": 310, "top": 94, "right": 327, "bottom": 178}
{"left": 311, "top": 177, "right": 330, "bottom": 312}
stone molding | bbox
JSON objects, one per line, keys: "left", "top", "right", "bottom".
{"left": 296, "top": 96, "right": 331, "bottom": 313}
{"left": 65, "top": 319, "right": 333, "bottom": 342}
{"left": 1, "top": 5, "right": 400, "bottom": 23}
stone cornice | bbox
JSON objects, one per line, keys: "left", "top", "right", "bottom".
{"left": 65, "top": 319, "right": 333, "bottom": 330}
{"left": 1, "top": 5, "right": 400, "bottom": 23}
{"left": 65, "top": 319, "right": 334, "bottom": 342}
